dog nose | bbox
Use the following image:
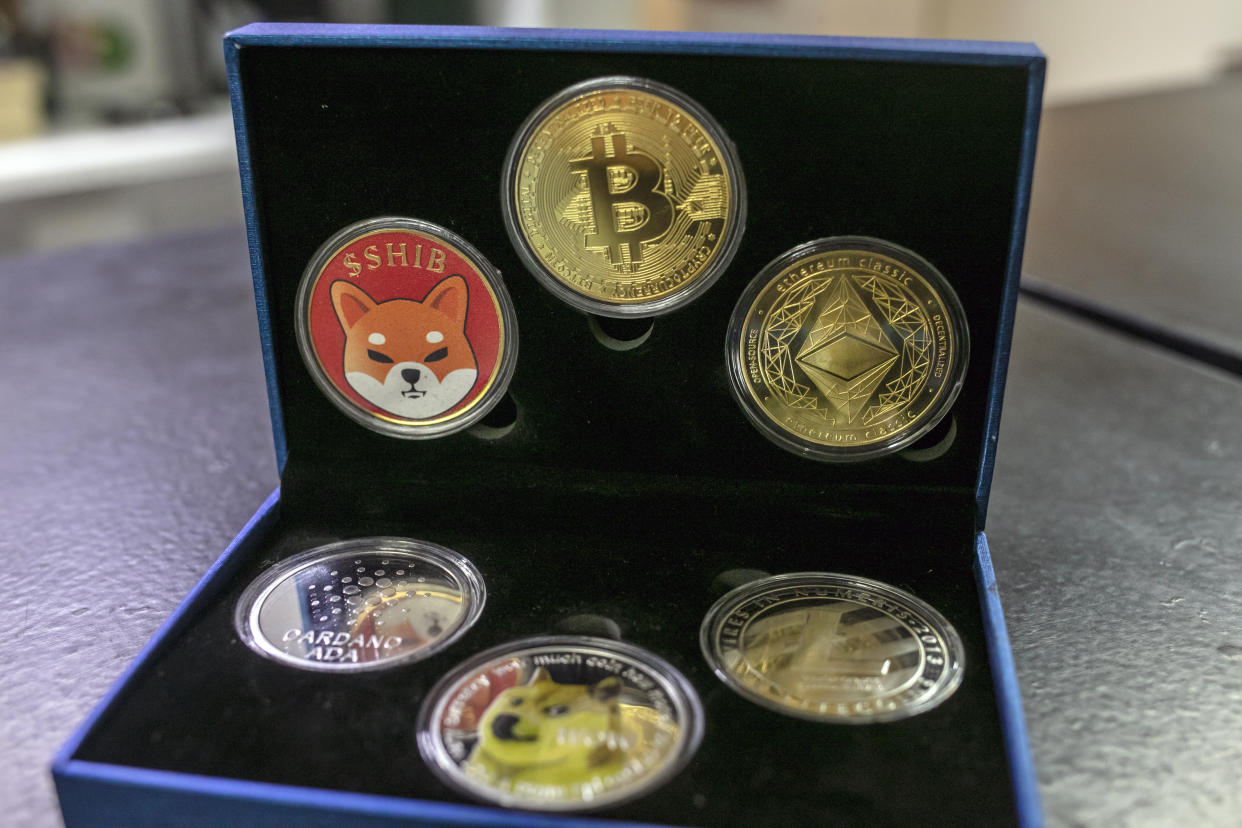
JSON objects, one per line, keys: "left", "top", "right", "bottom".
{"left": 401, "top": 368, "right": 421, "bottom": 385}
{"left": 490, "top": 713, "right": 522, "bottom": 740}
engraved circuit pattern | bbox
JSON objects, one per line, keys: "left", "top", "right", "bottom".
{"left": 761, "top": 271, "right": 934, "bottom": 425}
{"left": 757, "top": 276, "right": 829, "bottom": 408}
{"left": 550, "top": 125, "right": 727, "bottom": 274}
{"left": 856, "top": 274, "right": 934, "bottom": 423}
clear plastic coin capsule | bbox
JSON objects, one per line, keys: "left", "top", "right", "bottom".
{"left": 502, "top": 76, "right": 746, "bottom": 317}
{"left": 234, "top": 537, "right": 485, "bottom": 673}
{"left": 700, "top": 572, "right": 965, "bottom": 723}
{"left": 726, "top": 236, "right": 969, "bottom": 462}
{"left": 417, "top": 636, "right": 703, "bottom": 811}
{"left": 294, "top": 217, "right": 518, "bottom": 439}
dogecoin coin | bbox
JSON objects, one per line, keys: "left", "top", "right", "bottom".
{"left": 418, "top": 636, "right": 703, "bottom": 811}
{"left": 503, "top": 76, "right": 745, "bottom": 317}
{"left": 701, "top": 572, "right": 964, "bottom": 722}
{"left": 727, "top": 236, "right": 968, "bottom": 461}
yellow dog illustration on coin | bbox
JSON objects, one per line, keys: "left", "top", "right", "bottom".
{"left": 464, "top": 667, "right": 673, "bottom": 790}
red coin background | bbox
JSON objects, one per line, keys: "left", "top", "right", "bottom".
{"left": 304, "top": 228, "right": 504, "bottom": 424}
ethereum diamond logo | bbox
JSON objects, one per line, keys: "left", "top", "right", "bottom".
{"left": 796, "top": 277, "right": 898, "bottom": 423}
{"left": 800, "top": 333, "right": 895, "bottom": 382}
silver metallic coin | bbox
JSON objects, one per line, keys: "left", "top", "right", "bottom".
{"left": 418, "top": 636, "right": 703, "bottom": 811}
{"left": 234, "top": 537, "right": 485, "bottom": 672}
{"left": 701, "top": 572, "right": 964, "bottom": 722}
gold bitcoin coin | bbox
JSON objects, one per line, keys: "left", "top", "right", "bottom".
{"left": 503, "top": 76, "right": 745, "bottom": 316}
{"left": 700, "top": 573, "right": 964, "bottom": 722}
{"left": 727, "top": 237, "right": 968, "bottom": 461}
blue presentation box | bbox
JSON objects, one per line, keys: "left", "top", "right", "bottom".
{"left": 55, "top": 23, "right": 1044, "bottom": 827}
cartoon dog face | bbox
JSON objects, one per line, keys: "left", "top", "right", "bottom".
{"left": 468, "top": 668, "right": 626, "bottom": 779}
{"left": 330, "top": 277, "right": 477, "bottom": 419}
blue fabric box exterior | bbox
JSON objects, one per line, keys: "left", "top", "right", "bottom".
{"left": 54, "top": 23, "right": 1044, "bottom": 828}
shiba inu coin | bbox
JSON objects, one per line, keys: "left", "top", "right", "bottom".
{"left": 296, "top": 217, "right": 517, "bottom": 438}
{"left": 727, "top": 237, "right": 968, "bottom": 462}
{"left": 701, "top": 573, "right": 964, "bottom": 722}
{"left": 235, "top": 538, "right": 485, "bottom": 672}
{"left": 503, "top": 76, "right": 745, "bottom": 317}
{"left": 418, "top": 636, "right": 703, "bottom": 811}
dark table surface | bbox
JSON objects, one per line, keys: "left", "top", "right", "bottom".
{"left": 1023, "top": 74, "right": 1242, "bottom": 365}
{"left": 3, "top": 78, "right": 1240, "bottom": 827}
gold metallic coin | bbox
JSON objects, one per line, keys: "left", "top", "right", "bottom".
{"left": 418, "top": 636, "right": 703, "bottom": 811}
{"left": 503, "top": 76, "right": 745, "bottom": 317}
{"left": 701, "top": 573, "right": 964, "bottom": 722}
{"left": 727, "top": 237, "right": 968, "bottom": 461}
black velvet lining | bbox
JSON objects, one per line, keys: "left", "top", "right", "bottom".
{"left": 240, "top": 44, "right": 1028, "bottom": 513}
{"left": 77, "top": 511, "right": 1015, "bottom": 826}
{"left": 74, "top": 39, "right": 1036, "bottom": 826}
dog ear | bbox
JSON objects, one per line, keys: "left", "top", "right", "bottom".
{"left": 591, "top": 676, "right": 622, "bottom": 702}
{"left": 529, "top": 667, "right": 553, "bottom": 685}
{"left": 424, "top": 275, "right": 470, "bottom": 329}
{"left": 330, "top": 281, "right": 377, "bottom": 331}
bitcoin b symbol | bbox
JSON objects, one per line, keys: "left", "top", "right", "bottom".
{"left": 570, "top": 133, "right": 674, "bottom": 266}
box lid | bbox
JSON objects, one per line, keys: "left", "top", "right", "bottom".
{"left": 225, "top": 23, "right": 1043, "bottom": 536}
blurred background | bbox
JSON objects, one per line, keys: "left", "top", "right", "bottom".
{"left": 0, "top": 0, "right": 1238, "bottom": 256}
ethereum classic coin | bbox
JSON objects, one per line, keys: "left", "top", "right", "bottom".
{"left": 727, "top": 237, "right": 969, "bottom": 462}
{"left": 503, "top": 76, "right": 746, "bottom": 317}
{"left": 234, "top": 538, "right": 485, "bottom": 672}
{"left": 418, "top": 636, "right": 703, "bottom": 811}
{"left": 700, "top": 573, "right": 964, "bottom": 722}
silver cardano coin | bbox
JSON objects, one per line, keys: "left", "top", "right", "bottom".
{"left": 235, "top": 537, "right": 484, "bottom": 672}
